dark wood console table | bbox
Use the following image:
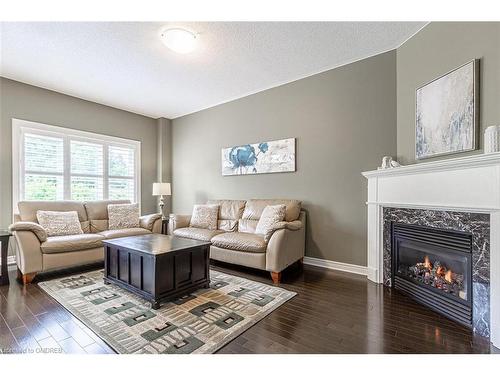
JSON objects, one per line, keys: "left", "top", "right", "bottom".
{"left": 103, "top": 234, "right": 211, "bottom": 309}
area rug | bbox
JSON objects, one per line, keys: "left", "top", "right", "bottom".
{"left": 38, "top": 269, "right": 296, "bottom": 354}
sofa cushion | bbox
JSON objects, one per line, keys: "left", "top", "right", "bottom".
{"left": 211, "top": 232, "right": 267, "bottom": 253}
{"left": 99, "top": 228, "right": 150, "bottom": 239}
{"left": 238, "top": 219, "right": 257, "bottom": 234}
{"left": 36, "top": 211, "right": 84, "bottom": 237}
{"left": 41, "top": 233, "right": 104, "bottom": 254}
{"left": 108, "top": 203, "right": 140, "bottom": 230}
{"left": 89, "top": 219, "right": 108, "bottom": 233}
{"left": 190, "top": 204, "right": 219, "bottom": 230}
{"left": 84, "top": 200, "right": 130, "bottom": 220}
{"left": 84, "top": 200, "right": 130, "bottom": 233}
{"left": 242, "top": 199, "right": 301, "bottom": 222}
{"left": 217, "top": 220, "right": 237, "bottom": 232}
{"left": 18, "top": 200, "right": 87, "bottom": 223}
{"left": 173, "top": 227, "right": 222, "bottom": 241}
{"left": 81, "top": 220, "right": 90, "bottom": 233}
{"left": 207, "top": 200, "right": 246, "bottom": 232}
{"left": 255, "top": 204, "right": 286, "bottom": 241}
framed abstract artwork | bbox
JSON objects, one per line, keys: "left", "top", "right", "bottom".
{"left": 415, "top": 59, "right": 479, "bottom": 160}
{"left": 221, "top": 138, "right": 296, "bottom": 176}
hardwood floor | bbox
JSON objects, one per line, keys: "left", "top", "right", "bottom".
{"left": 0, "top": 261, "right": 496, "bottom": 354}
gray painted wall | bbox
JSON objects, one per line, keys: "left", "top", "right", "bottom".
{"left": 156, "top": 117, "right": 173, "bottom": 215}
{"left": 397, "top": 22, "right": 500, "bottom": 165}
{"left": 171, "top": 51, "right": 397, "bottom": 266}
{"left": 4, "top": 22, "right": 493, "bottom": 266}
{"left": 0, "top": 78, "right": 159, "bottom": 228}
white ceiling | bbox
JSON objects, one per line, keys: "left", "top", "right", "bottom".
{"left": 0, "top": 22, "right": 426, "bottom": 119}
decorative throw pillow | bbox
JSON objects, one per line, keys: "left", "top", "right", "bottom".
{"left": 36, "top": 210, "right": 83, "bottom": 237}
{"left": 255, "top": 204, "right": 286, "bottom": 240}
{"left": 190, "top": 204, "right": 219, "bottom": 231}
{"left": 108, "top": 203, "right": 140, "bottom": 230}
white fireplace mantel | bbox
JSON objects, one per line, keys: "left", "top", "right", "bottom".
{"left": 362, "top": 152, "right": 500, "bottom": 348}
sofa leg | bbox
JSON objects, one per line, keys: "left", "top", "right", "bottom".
{"left": 18, "top": 269, "right": 37, "bottom": 285}
{"left": 270, "top": 271, "right": 281, "bottom": 284}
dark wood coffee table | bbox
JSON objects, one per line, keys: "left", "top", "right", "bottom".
{"left": 102, "top": 234, "right": 211, "bottom": 309}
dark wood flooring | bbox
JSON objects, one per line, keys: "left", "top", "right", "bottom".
{"left": 0, "top": 261, "right": 497, "bottom": 354}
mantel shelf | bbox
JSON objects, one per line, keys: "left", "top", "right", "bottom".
{"left": 362, "top": 152, "right": 500, "bottom": 178}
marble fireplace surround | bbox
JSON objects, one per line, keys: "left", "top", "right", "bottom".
{"left": 362, "top": 152, "right": 500, "bottom": 348}
{"left": 382, "top": 208, "right": 490, "bottom": 337}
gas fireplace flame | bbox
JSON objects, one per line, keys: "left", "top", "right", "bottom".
{"left": 408, "top": 255, "right": 465, "bottom": 299}
{"left": 420, "top": 256, "right": 454, "bottom": 283}
{"left": 423, "top": 256, "right": 432, "bottom": 269}
{"left": 445, "top": 270, "right": 453, "bottom": 283}
{"left": 436, "top": 265, "right": 445, "bottom": 277}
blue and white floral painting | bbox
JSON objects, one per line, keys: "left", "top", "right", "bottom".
{"left": 416, "top": 60, "right": 477, "bottom": 159}
{"left": 222, "top": 138, "right": 295, "bottom": 176}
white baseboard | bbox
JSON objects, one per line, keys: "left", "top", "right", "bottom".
{"left": 303, "top": 256, "right": 368, "bottom": 276}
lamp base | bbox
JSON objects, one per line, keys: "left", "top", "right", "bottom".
{"left": 159, "top": 196, "right": 166, "bottom": 220}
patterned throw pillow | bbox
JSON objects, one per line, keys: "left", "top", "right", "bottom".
{"left": 190, "top": 204, "right": 219, "bottom": 231}
{"left": 36, "top": 210, "right": 84, "bottom": 237}
{"left": 108, "top": 203, "right": 140, "bottom": 230}
{"left": 255, "top": 204, "right": 286, "bottom": 240}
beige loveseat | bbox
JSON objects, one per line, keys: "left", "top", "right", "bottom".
{"left": 9, "top": 200, "right": 162, "bottom": 284}
{"left": 169, "top": 199, "right": 306, "bottom": 284}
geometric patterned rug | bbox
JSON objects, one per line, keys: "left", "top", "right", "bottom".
{"left": 38, "top": 269, "right": 296, "bottom": 354}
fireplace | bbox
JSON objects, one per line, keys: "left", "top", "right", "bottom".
{"left": 391, "top": 223, "right": 473, "bottom": 328}
{"left": 363, "top": 153, "right": 498, "bottom": 345}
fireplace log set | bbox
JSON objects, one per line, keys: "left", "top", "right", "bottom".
{"left": 401, "top": 256, "right": 466, "bottom": 300}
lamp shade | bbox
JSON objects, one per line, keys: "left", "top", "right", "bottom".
{"left": 152, "top": 182, "right": 171, "bottom": 196}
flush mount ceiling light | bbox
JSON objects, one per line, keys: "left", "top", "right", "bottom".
{"left": 160, "top": 28, "right": 197, "bottom": 54}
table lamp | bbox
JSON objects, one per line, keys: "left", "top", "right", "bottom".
{"left": 152, "top": 182, "right": 171, "bottom": 220}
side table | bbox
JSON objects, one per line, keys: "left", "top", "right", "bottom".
{"left": 161, "top": 218, "right": 169, "bottom": 235}
{"left": 0, "top": 230, "right": 12, "bottom": 286}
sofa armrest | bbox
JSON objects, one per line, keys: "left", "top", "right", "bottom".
{"left": 11, "top": 230, "right": 44, "bottom": 275}
{"left": 8, "top": 221, "right": 47, "bottom": 242}
{"left": 265, "top": 211, "right": 306, "bottom": 273}
{"left": 264, "top": 220, "right": 303, "bottom": 241}
{"left": 139, "top": 213, "right": 162, "bottom": 231}
{"left": 168, "top": 214, "right": 191, "bottom": 234}
{"left": 282, "top": 220, "right": 302, "bottom": 231}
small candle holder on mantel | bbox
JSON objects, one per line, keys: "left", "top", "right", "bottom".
{"left": 485, "top": 125, "right": 500, "bottom": 154}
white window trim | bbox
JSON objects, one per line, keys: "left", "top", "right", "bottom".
{"left": 12, "top": 118, "right": 141, "bottom": 216}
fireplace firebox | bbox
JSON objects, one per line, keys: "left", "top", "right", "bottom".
{"left": 391, "top": 223, "right": 473, "bottom": 327}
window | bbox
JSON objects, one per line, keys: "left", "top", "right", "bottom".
{"left": 12, "top": 119, "right": 141, "bottom": 209}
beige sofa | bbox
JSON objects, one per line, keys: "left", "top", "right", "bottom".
{"left": 169, "top": 199, "right": 306, "bottom": 283}
{"left": 9, "top": 200, "right": 162, "bottom": 284}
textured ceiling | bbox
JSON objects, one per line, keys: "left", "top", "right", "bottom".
{"left": 0, "top": 22, "right": 426, "bottom": 119}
